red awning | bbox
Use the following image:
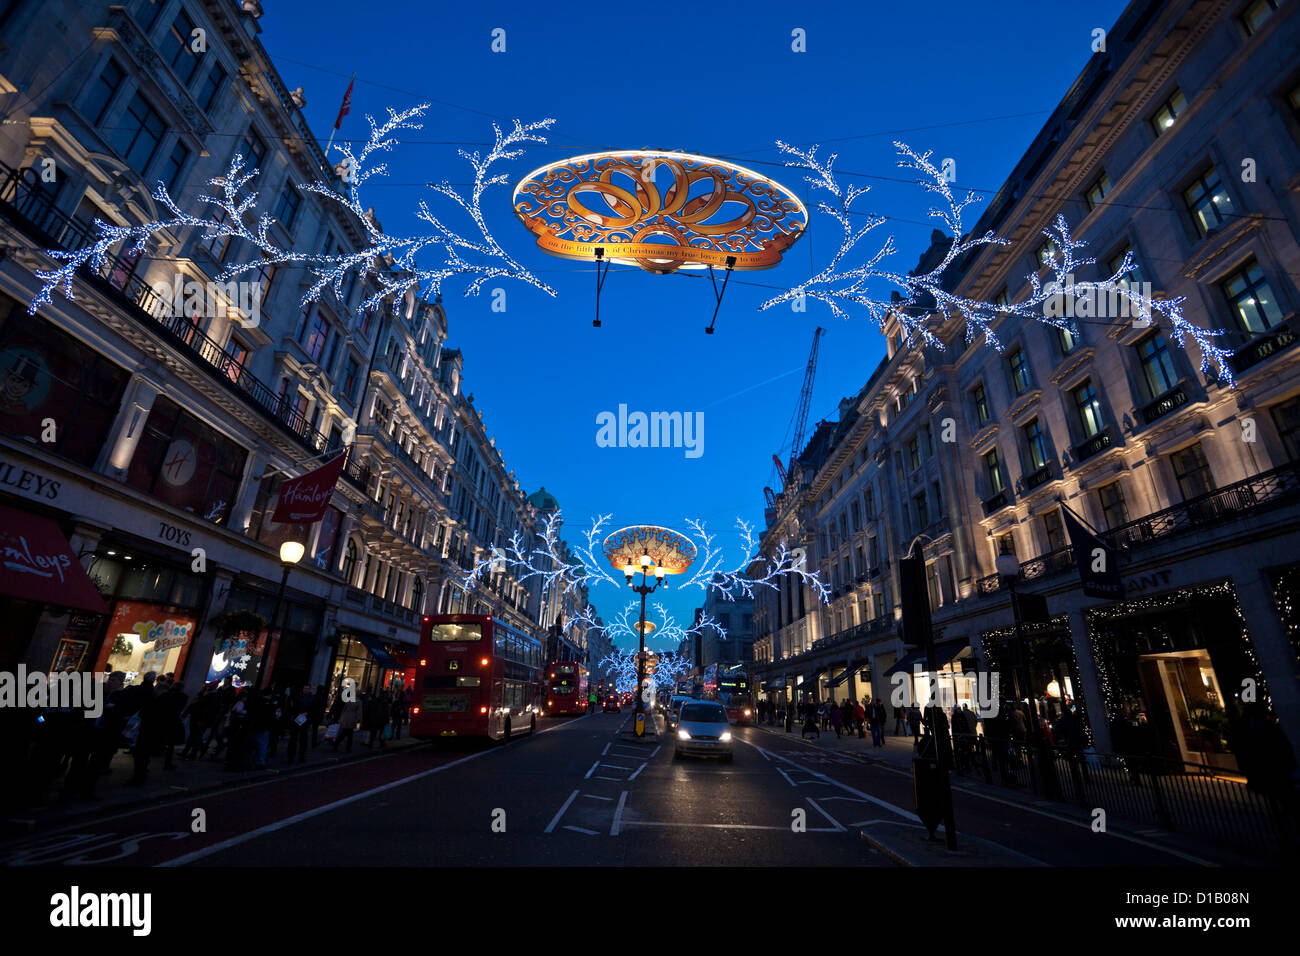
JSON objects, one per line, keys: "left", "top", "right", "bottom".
{"left": 390, "top": 646, "right": 416, "bottom": 670}
{"left": 0, "top": 505, "right": 107, "bottom": 614}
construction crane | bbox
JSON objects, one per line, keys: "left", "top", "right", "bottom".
{"left": 775, "top": 327, "right": 825, "bottom": 495}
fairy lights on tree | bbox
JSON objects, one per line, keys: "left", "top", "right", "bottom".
{"left": 30, "top": 104, "right": 557, "bottom": 315}
{"left": 759, "top": 141, "right": 1235, "bottom": 385}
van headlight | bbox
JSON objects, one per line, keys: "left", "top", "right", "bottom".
{"left": 721, "top": 731, "right": 733, "bottom": 742}
{"left": 677, "top": 729, "right": 691, "bottom": 740}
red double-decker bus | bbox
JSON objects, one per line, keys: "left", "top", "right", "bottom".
{"left": 703, "top": 662, "right": 754, "bottom": 725}
{"left": 410, "top": 614, "right": 544, "bottom": 741}
{"left": 545, "top": 661, "right": 589, "bottom": 716}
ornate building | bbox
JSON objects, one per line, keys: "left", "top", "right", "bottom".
{"left": 753, "top": 0, "right": 1300, "bottom": 766}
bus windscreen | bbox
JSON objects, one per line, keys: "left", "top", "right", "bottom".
{"left": 429, "top": 623, "right": 482, "bottom": 642}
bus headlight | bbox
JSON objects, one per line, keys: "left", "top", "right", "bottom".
{"left": 677, "top": 729, "right": 691, "bottom": 740}
{"left": 744, "top": 709, "right": 752, "bottom": 716}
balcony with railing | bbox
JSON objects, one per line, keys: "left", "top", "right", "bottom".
{"left": 1141, "top": 384, "right": 1190, "bottom": 425}
{"left": 982, "top": 488, "right": 1012, "bottom": 515}
{"left": 0, "top": 162, "right": 330, "bottom": 454}
{"left": 765, "top": 614, "right": 898, "bottom": 670}
{"left": 1230, "top": 318, "right": 1298, "bottom": 376}
{"left": 1072, "top": 426, "right": 1114, "bottom": 464}
{"left": 976, "top": 460, "right": 1300, "bottom": 594}
{"left": 1023, "top": 462, "right": 1055, "bottom": 491}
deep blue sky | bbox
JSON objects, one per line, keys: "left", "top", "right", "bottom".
{"left": 262, "top": 0, "right": 1130, "bottom": 648}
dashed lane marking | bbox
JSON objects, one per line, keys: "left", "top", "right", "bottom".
{"left": 583, "top": 761, "right": 600, "bottom": 779}
{"left": 806, "top": 796, "right": 847, "bottom": 832}
{"left": 563, "top": 826, "right": 598, "bottom": 835}
{"left": 582, "top": 794, "right": 613, "bottom": 802}
{"left": 627, "top": 761, "right": 650, "bottom": 781}
{"left": 610, "top": 791, "right": 629, "bottom": 836}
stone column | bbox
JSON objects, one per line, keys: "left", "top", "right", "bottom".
{"left": 1066, "top": 607, "right": 1112, "bottom": 754}
{"left": 97, "top": 374, "right": 163, "bottom": 480}
{"left": 228, "top": 452, "right": 268, "bottom": 535}
{"left": 182, "top": 567, "right": 236, "bottom": 697}
{"left": 1230, "top": 570, "right": 1300, "bottom": 751}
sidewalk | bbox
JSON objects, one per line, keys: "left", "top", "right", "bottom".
{"left": 3, "top": 729, "right": 426, "bottom": 839}
{"left": 748, "top": 719, "right": 1258, "bottom": 866}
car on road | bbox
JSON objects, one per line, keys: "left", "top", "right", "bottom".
{"left": 602, "top": 693, "right": 621, "bottom": 713}
{"left": 674, "top": 701, "right": 733, "bottom": 761}
{"left": 666, "top": 695, "right": 694, "bottom": 729}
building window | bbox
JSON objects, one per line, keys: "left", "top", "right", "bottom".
{"left": 1036, "top": 239, "right": 1057, "bottom": 269}
{"left": 1136, "top": 332, "right": 1179, "bottom": 398}
{"left": 1084, "top": 170, "right": 1110, "bottom": 211}
{"left": 995, "top": 287, "right": 1010, "bottom": 309}
{"left": 199, "top": 206, "right": 231, "bottom": 261}
{"left": 997, "top": 532, "right": 1016, "bottom": 557}
{"left": 1240, "top": 0, "right": 1278, "bottom": 35}
{"left": 1270, "top": 398, "right": 1300, "bottom": 461}
{"left": 196, "top": 60, "right": 226, "bottom": 112}
{"left": 1008, "top": 348, "right": 1031, "bottom": 396}
{"left": 163, "top": 9, "right": 202, "bottom": 85}
{"left": 1109, "top": 246, "right": 1151, "bottom": 290}
{"left": 1222, "top": 258, "right": 1283, "bottom": 335}
{"left": 342, "top": 539, "right": 358, "bottom": 584}
{"left": 1170, "top": 442, "right": 1215, "bottom": 501}
{"left": 341, "top": 357, "right": 360, "bottom": 403}
{"left": 1057, "top": 325, "right": 1079, "bottom": 355}
{"left": 84, "top": 58, "right": 125, "bottom": 126}
{"left": 140, "top": 0, "right": 167, "bottom": 30}
{"left": 1183, "top": 167, "right": 1234, "bottom": 237}
{"left": 913, "top": 490, "right": 929, "bottom": 530}
{"left": 1072, "top": 379, "right": 1104, "bottom": 438}
{"left": 223, "top": 337, "right": 249, "bottom": 384}
{"left": 1097, "top": 481, "right": 1128, "bottom": 531}
{"left": 274, "top": 185, "right": 301, "bottom": 229}
{"left": 110, "top": 92, "right": 166, "bottom": 174}
{"left": 1150, "top": 88, "right": 1187, "bottom": 136}
{"left": 984, "top": 448, "right": 1004, "bottom": 494}
{"left": 907, "top": 435, "right": 921, "bottom": 471}
{"left": 971, "top": 382, "right": 990, "bottom": 426}
{"left": 1023, "top": 418, "right": 1049, "bottom": 470}
{"left": 1043, "top": 509, "right": 1067, "bottom": 552}
{"left": 159, "top": 139, "right": 190, "bottom": 192}
{"left": 303, "top": 310, "right": 329, "bottom": 361}
{"left": 241, "top": 127, "right": 268, "bottom": 175}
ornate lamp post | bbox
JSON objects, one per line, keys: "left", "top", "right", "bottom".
{"left": 254, "top": 540, "right": 305, "bottom": 692}
{"left": 603, "top": 526, "right": 696, "bottom": 736}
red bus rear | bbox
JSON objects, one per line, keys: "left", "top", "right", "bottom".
{"left": 410, "top": 614, "right": 544, "bottom": 741}
{"left": 545, "top": 661, "right": 589, "bottom": 716}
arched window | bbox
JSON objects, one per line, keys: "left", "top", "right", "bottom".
{"left": 342, "top": 538, "right": 358, "bottom": 585}
{"left": 411, "top": 576, "right": 424, "bottom": 613}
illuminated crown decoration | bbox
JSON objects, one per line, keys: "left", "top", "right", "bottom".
{"left": 513, "top": 151, "right": 808, "bottom": 274}
{"left": 601, "top": 525, "right": 697, "bottom": 574}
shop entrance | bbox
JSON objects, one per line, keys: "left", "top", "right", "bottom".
{"left": 1136, "top": 649, "right": 1235, "bottom": 770}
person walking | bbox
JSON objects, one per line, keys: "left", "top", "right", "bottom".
{"left": 785, "top": 698, "right": 795, "bottom": 734}
{"left": 158, "top": 679, "right": 188, "bottom": 771}
{"left": 871, "top": 699, "right": 887, "bottom": 747}
{"left": 286, "top": 685, "right": 314, "bottom": 764}
{"left": 391, "top": 687, "right": 409, "bottom": 740}
{"left": 308, "top": 684, "right": 327, "bottom": 747}
{"left": 801, "top": 700, "right": 820, "bottom": 739}
{"left": 894, "top": 701, "right": 907, "bottom": 736}
{"left": 247, "top": 689, "right": 274, "bottom": 770}
{"left": 127, "top": 672, "right": 162, "bottom": 785}
{"left": 907, "top": 702, "right": 922, "bottom": 745}
{"left": 853, "top": 700, "right": 867, "bottom": 739}
{"left": 333, "top": 691, "right": 362, "bottom": 753}
{"left": 829, "top": 699, "right": 843, "bottom": 738}
{"left": 365, "top": 690, "right": 391, "bottom": 749}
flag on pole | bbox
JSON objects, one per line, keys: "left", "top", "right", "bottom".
{"left": 272, "top": 450, "right": 348, "bottom": 524}
{"left": 333, "top": 75, "right": 354, "bottom": 131}
{"left": 1061, "top": 506, "right": 1125, "bottom": 600}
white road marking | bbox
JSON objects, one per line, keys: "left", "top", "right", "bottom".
{"left": 160, "top": 747, "right": 497, "bottom": 866}
{"left": 600, "top": 763, "right": 633, "bottom": 770}
{"left": 583, "top": 760, "right": 600, "bottom": 779}
{"left": 806, "top": 797, "right": 847, "bottom": 832}
{"left": 610, "top": 791, "right": 629, "bottom": 836}
{"left": 563, "top": 825, "right": 598, "bottom": 835}
{"left": 775, "top": 767, "right": 797, "bottom": 787}
{"left": 628, "top": 761, "right": 650, "bottom": 781}
{"left": 582, "top": 794, "right": 614, "bottom": 802}
{"left": 594, "top": 775, "right": 623, "bottom": 781}
{"left": 543, "top": 790, "right": 581, "bottom": 834}
{"left": 649, "top": 746, "right": 661, "bottom": 757}
{"left": 601, "top": 744, "right": 610, "bottom": 756}
{"left": 738, "top": 737, "right": 918, "bottom": 823}
{"left": 623, "top": 821, "right": 840, "bottom": 832}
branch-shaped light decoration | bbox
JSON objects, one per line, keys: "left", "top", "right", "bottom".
{"left": 759, "top": 141, "right": 1235, "bottom": 386}
{"left": 460, "top": 511, "right": 830, "bottom": 604}
{"left": 31, "top": 104, "right": 558, "bottom": 315}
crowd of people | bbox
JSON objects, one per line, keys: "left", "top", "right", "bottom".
{"left": 1, "top": 669, "right": 414, "bottom": 815}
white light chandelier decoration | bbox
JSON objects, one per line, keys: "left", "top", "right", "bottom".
{"left": 463, "top": 510, "right": 830, "bottom": 604}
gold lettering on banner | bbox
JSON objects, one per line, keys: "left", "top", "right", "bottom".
{"left": 513, "top": 152, "right": 808, "bottom": 274}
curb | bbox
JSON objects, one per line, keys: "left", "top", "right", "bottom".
{"left": 2, "top": 737, "right": 430, "bottom": 839}
{"left": 858, "top": 829, "right": 916, "bottom": 866}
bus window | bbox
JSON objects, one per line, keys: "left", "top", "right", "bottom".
{"left": 494, "top": 630, "right": 505, "bottom": 656}
{"left": 430, "top": 623, "right": 482, "bottom": 642}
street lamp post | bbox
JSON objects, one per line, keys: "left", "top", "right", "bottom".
{"left": 253, "top": 540, "right": 305, "bottom": 693}
{"left": 995, "top": 552, "right": 1059, "bottom": 799}
{"left": 624, "top": 553, "right": 666, "bottom": 733}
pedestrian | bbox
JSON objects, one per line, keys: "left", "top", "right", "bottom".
{"left": 1227, "top": 702, "right": 1298, "bottom": 836}
{"left": 158, "top": 679, "right": 188, "bottom": 771}
{"left": 907, "top": 702, "right": 922, "bottom": 745}
{"left": 365, "top": 689, "right": 391, "bottom": 748}
{"left": 308, "top": 684, "right": 327, "bottom": 747}
{"left": 212, "top": 676, "right": 237, "bottom": 759}
{"left": 853, "top": 699, "right": 867, "bottom": 739}
{"left": 127, "top": 672, "right": 162, "bottom": 785}
{"left": 333, "top": 691, "right": 362, "bottom": 753}
{"left": 181, "top": 685, "right": 217, "bottom": 759}
{"left": 785, "top": 699, "right": 794, "bottom": 734}
{"left": 223, "top": 688, "right": 251, "bottom": 771}
{"left": 391, "top": 687, "right": 409, "bottom": 740}
{"left": 801, "top": 703, "right": 820, "bottom": 739}
{"left": 830, "top": 699, "right": 843, "bottom": 738}
{"left": 286, "top": 685, "right": 314, "bottom": 763}
{"left": 840, "top": 699, "right": 854, "bottom": 738}
{"left": 871, "top": 699, "right": 886, "bottom": 747}
{"left": 894, "top": 701, "right": 907, "bottom": 736}
{"left": 247, "top": 689, "right": 275, "bottom": 770}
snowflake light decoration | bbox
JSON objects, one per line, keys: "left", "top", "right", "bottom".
{"left": 760, "top": 141, "right": 1235, "bottom": 385}
{"left": 31, "top": 104, "right": 557, "bottom": 316}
